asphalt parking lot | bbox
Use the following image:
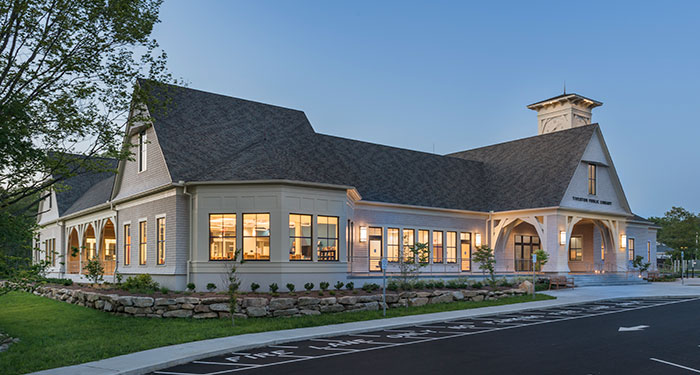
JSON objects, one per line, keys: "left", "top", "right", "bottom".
{"left": 150, "top": 296, "right": 700, "bottom": 375}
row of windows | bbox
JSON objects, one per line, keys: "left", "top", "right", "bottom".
{"left": 209, "top": 213, "right": 340, "bottom": 261}
{"left": 44, "top": 238, "right": 56, "bottom": 266}
{"left": 123, "top": 217, "right": 166, "bottom": 266}
{"left": 365, "top": 227, "right": 473, "bottom": 272}
{"left": 571, "top": 237, "right": 650, "bottom": 262}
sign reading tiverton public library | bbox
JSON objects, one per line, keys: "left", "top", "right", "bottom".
{"left": 572, "top": 196, "right": 612, "bottom": 206}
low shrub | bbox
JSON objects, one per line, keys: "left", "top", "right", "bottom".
{"left": 471, "top": 281, "right": 483, "bottom": 289}
{"left": 387, "top": 279, "right": 399, "bottom": 291}
{"left": 44, "top": 278, "right": 73, "bottom": 286}
{"left": 434, "top": 280, "right": 445, "bottom": 289}
{"left": 304, "top": 282, "right": 314, "bottom": 291}
{"left": 413, "top": 280, "right": 426, "bottom": 289}
{"left": 334, "top": 281, "right": 344, "bottom": 290}
{"left": 319, "top": 281, "right": 330, "bottom": 291}
{"left": 361, "top": 282, "right": 380, "bottom": 292}
{"left": 159, "top": 287, "right": 170, "bottom": 295}
{"left": 345, "top": 282, "right": 354, "bottom": 291}
{"left": 186, "top": 282, "right": 196, "bottom": 291}
{"left": 446, "top": 278, "right": 469, "bottom": 289}
{"left": 329, "top": 291, "right": 336, "bottom": 295}
{"left": 122, "top": 274, "right": 159, "bottom": 292}
{"left": 286, "top": 283, "right": 295, "bottom": 292}
{"left": 250, "top": 282, "right": 260, "bottom": 292}
{"left": 206, "top": 283, "right": 216, "bottom": 292}
{"left": 424, "top": 280, "right": 435, "bottom": 289}
{"left": 269, "top": 283, "right": 279, "bottom": 293}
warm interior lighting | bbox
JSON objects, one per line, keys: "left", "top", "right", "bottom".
{"left": 620, "top": 234, "right": 627, "bottom": 249}
{"left": 475, "top": 233, "right": 482, "bottom": 247}
{"left": 359, "top": 226, "right": 367, "bottom": 242}
{"left": 560, "top": 231, "right": 566, "bottom": 245}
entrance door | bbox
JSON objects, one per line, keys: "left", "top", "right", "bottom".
{"left": 515, "top": 235, "right": 539, "bottom": 272}
{"left": 369, "top": 227, "right": 383, "bottom": 272}
{"left": 460, "top": 232, "right": 471, "bottom": 271}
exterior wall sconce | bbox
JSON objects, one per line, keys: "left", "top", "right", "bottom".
{"left": 620, "top": 234, "right": 627, "bottom": 249}
{"left": 359, "top": 226, "right": 367, "bottom": 242}
{"left": 560, "top": 231, "right": 566, "bottom": 245}
{"left": 475, "top": 233, "right": 482, "bottom": 247}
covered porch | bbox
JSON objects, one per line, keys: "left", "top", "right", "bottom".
{"left": 65, "top": 217, "right": 117, "bottom": 277}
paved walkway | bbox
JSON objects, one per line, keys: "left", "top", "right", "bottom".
{"left": 31, "top": 282, "right": 700, "bottom": 375}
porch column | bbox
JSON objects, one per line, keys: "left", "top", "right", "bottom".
{"left": 541, "top": 214, "right": 570, "bottom": 273}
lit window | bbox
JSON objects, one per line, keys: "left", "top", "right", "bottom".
{"left": 369, "top": 227, "right": 383, "bottom": 271}
{"left": 460, "top": 232, "right": 471, "bottom": 271}
{"left": 628, "top": 238, "right": 635, "bottom": 261}
{"left": 139, "top": 221, "right": 147, "bottom": 265}
{"left": 647, "top": 241, "right": 651, "bottom": 262}
{"left": 243, "top": 213, "right": 270, "bottom": 261}
{"left": 387, "top": 228, "right": 400, "bottom": 262}
{"left": 138, "top": 130, "right": 147, "bottom": 172}
{"left": 588, "top": 163, "right": 596, "bottom": 195}
{"left": 403, "top": 229, "right": 415, "bottom": 262}
{"left": 209, "top": 214, "right": 236, "bottom": 260}
{"left": 569, "top": 236, "right": 583, "bottom": 261}
{"left": 317, "top": 216, "right": 339, "bottom": 261}
{"left": 124, "top": 224, "right": 131, "bottom": 265}
{"left": 418, "top": 229, "right": 430, "bottom": 262}
{"left": 446, "top": 232, "right": 457, "bottom": 263}
{"left": 156, "top": 217, "right": 165, "bottom": 265}
{"left": 433, "top": 231, "right": 443, "bottom": 264}
{"left": 601, "top": 241, "right": 605, "bottom": 261}
{"left": 289, "top": 214, "right": 312, "bottom": 261}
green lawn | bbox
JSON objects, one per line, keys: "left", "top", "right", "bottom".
{"left": 0, "top": 292, "right": 554, "bottom": 374}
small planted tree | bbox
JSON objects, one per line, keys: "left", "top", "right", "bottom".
{"left": 534, "top": 249, "right": 549, "bottom": 272}
{"left": 397, "top": 236, "right": 430, "bottom": 287}
{"left": 473, "top": 245, "right": 496, "bottom": 285}
{"left": 304, "top": 282, "right": 314, "bottom": 292}
{"left": 334, "top": 281, "right": 344, "bottom": 290}
{"left": 632, "top": 255, "right": 651, "bottom": 277}
{"left": 221, "top": 248, "right": 244, "bottom": 326}
{"left": 84, "top": 257, "right": 105, "bottom": 285}
{"left": 286, "top": 283, "right": 295, "bottom": 293}
{"left": 250, "top": 282, "right": 260, "bottom": 292}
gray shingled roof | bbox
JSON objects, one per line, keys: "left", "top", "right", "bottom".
{"left": 53, "top": 156, "right": 118, "bottom": 216}
{"left": 447, "top": 125, "right": 598, "bottom": 212}
{"left": 136, "top": 81, "right": 600, "bottom": 212}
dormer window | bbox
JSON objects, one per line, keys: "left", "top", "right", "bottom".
{"left": 587, "top": 163, "right": 596, "bottom": 195}
{"left": 138, "top": 130, "right": 147, "bottom": 172}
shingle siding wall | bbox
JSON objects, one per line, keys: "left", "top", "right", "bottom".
{"left": 116, "top": 193, "right": 189, "bottom": 289}
{"left": 114, "top": 123, "right": 172, "bottom": 200}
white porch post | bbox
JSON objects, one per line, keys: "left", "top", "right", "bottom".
{"left": 541, "top": 214, "right": 570, "bottom": 273}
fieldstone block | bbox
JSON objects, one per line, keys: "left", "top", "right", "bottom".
{"left": 416, "top": 292, "right": 431, "bottom": 298}
{"left": 300, "top": 309, "right": 321, "bottom": 316}
{"left": 124, "top": 306, "right": 149, "bottom": 314}
{"left": 451, "top": 291, "right": 464, "bottom": 301}
{"left": 194, "top": 304, "right": 211, "bottom": 313}
{"left": 476, "top": 290, "right": 490, "bottom": 296}
{"left": 117, "top": 296, "right": 134, "bottom": 306}
{"left": 155, "top": 298, "right": 177, "bottom": 306}
{"left": 181, "top": 303, "right": 196, "bottom": 310}
{"left": 409, "top": 297, "right": 429, "bottom": 307}
{"left": 273, "top": 308, "right": 299, "bottom": 317}
{"left": 246, "top": 306, "right": 267, "bottom": 317}
{"left": 85, "top": 292, "right": 100, "bottom": 302}
{"left": 385, "top": 294, "right": 399, "bottom": 303}
{"left": 358, "top": 295, "right": 381, "bottom": 303}
{"left": 269, "top": 298, "right": 295, "bottom": 310}
{"left": 364, "top": 301, "right": 379, "bottom": 311}
{"left": 133, "top": 297, "right": 154, "bottom": 307}
{"left": 462, "top": 290, "right": 479, "bottom": 298}
{"left": 103, "top": 301, "right": 114, "bottom": 312}
{"left": 209, "top": 303, "right": 230, "bottom": 312}
{"left": 175, "top": 297, "right": 200, "bottom": 305}
{"left": 399, "top": 291, "right": 417, "bottom": 299}
{"left": 320, "top": 297, "right": 337, "bottom": 305}
{"left": 95, "top": 300, "right": 105, "bottom": 310}
{"left": 201, "top": 297, "right": 228, "bottom": 304}
{"left": 471, "top": 295, "right": 485, "bottom": 302}
{"left": 429, "top": 294, "right": 453, "bottom": 304}
{"left": 244, "top": 297, "right": 268, "bottom": 307}
{"left": 338, "top": 296, "right": 357, "bottom": 305}
{"left": 320, "top": 304, "right": 345, "bottom": 313}
{"left": 297, "top": 297, "right": 320, "bottom": 306}
{"left": 163, "top": 309, "right": 193, "bottom": 318}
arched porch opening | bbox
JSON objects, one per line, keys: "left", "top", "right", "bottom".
{"left": 67, "top": 228, "right": 80, "bottom": 274}
{"left": 567, "top": 219, "right": 617, "bottom": 273}
{"left": 101, "top": 219, "right": 116, "bottom": 275}
{"left": 493, "top": 219, "right": 542, "bottom": 273}
{"left": 81, "top": 224, "right": 96, "bottom": 274}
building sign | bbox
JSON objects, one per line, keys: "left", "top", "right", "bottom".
{"left": 572, "top": 196, "right": 612, "bottom": 205}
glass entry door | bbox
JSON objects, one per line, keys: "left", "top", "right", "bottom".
{"left": 460, "top": 232, "right": 471, "bottom": 271}
{"left": 515, "top": 235, "right": 539, "bottom": 272}
{"left": 369, "top": 227, "right": 383, "bottom": 272}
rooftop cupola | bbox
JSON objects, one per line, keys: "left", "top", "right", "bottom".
{"left": 527, "top": 93, "right": 602, "bottom": 135}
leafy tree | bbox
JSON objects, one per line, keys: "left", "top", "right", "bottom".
{"left": 473, "top": 245, "right": 496, "bottom": 284}
{"left": 534, "top": 249, "right": 549, "bottom": 272}
{"left": 84, "top": 257, "right": 104, "bottom": 285}
{"left": 221, "top": 248, "right": 243, "bottom": 326}
{"left": 649, "top": 207, "right": 700, "bottom": 260}
{"left": 632, "top": 255, "right": 651, "bottom": 276}
{"left": 396, "top": 236, "right": 429, "bottom": 287}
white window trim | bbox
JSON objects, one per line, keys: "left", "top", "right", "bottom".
{"left": 155, "top": 214, "right": 166, "bottom": 266}
{"left": 138, "top": 131, "right": 147, "bottom": 173}
{"left": 138, "top": 218, "right": 148, "bottom": 266}
{"left": 123, "top": 221, "right": 132, "bottom": 267}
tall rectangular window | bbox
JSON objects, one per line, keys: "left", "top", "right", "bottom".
{"left": 138, "top": 130, "right": 147, "bottom": 172}
{"left": 387, "top": 228, "right": 400, "bottom": 262}
{"left": 601, "top": 241, "right": 605, "bottom": 261}
{"left": 243, "top": 213, "right": 270, "bottom": 260}
{"left": 51, "top": 238, "right": 56, "bottom": 266}
{"left": 124, "top": 224, "right": 131, "bottom": 265}
{"left": 369, "top": 227, "right": 383, "bottom": 271}
{"left": 209, "top": 214, "right": 236, "bottom": 260}
{"left": 403, "top": 229, "right": 415, "bottom": 262}
{"left": 569, "top": 236, "right": 582, "bottom": 261}
{"left": 433, "top": 231, "right": 443, "bottom": 263}
{"left": 460, "top": 232, "right": 471, "bottom": 271}
{"left": 139, "top": 221, "right": 147, "bottom": 265}
{"left": 317, "top": 216, "right": 339, "bottom": 261}
{"left": 628, "top": 238, "right": 635, "bottom": 261}
{"left": 446, "top": 231, "right": 457, "bottom": 263}
{"left": 588, "top": 163, "right": 597, "bottom": 195}
{"left": 647, "top": 241, "right": 651, "bottom": 262}
{"left": 418, "top": 229, "right": 429, "bottom": 263}
{"left": 289, "top": 214, "right": 312, "bottom": 261}
{"left": 156, "top": 217, "right": 165, "bottom": 265}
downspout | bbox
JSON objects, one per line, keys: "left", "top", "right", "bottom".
{"left": 488, "top": 210, "right": 494, "bottom": 247}
{"left": 110, "top": 201, "right": 118, "bottom": 283}
{"left": 181, "top": 181, "right": 193, "bottom": 286}
{"left": 59, "top": 221, "right": 65, "bottom": 278}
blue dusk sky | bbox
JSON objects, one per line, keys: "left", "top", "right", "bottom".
{"left": 151, "top": 1, "right": 700, "bottom": 218}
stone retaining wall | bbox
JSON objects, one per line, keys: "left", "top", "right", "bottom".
{"left": 32, "top": 286, "right": 528, "bottom": 319}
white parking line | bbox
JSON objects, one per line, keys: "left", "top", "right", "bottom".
{"left": 192, "top": 361, "right": 259, "bottom": 367}
{"left": 349, "top": 334, "right": 381, "bottom": 338}
{"left": 269, "top": 345, "right": 298, "bottom": 349}
{"left": 650, "top": 358, "right": 700, "bottom": 373}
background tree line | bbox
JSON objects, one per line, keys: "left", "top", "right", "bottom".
{"left": 650, "top": 206, "right": 700, "bottom": 260}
